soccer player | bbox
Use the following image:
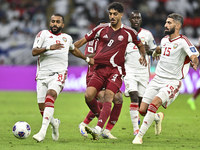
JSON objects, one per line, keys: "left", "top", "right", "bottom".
{"left": 132, "top": 13, "right": 199, "bottom": 144}
{"left": 79, "top": 20, "right": 123, "bottom": 139}
{"left": 74, "top": 2, "right": 147, "bottom": 140}
{"left": 124, "top": 10, "right": 157, "bottom": 136}
{"left": 32, "top": 14, "right": 94, "bottom": 142}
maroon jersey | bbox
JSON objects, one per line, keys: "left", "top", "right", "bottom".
{"left": 85, "top": 23, "right": 141, "bottom": 75}
{"left": 84, "top": 39, "right": 99, "bottom": 85}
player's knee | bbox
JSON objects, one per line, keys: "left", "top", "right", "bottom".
{"left": 129, "top": 91, "right": 139, "bottom": 103}
{"left": 46, "top": 89, "right": 57, "bottom": 99}
{"left": 113, "top": 93, "right": 123, "bottom": 104}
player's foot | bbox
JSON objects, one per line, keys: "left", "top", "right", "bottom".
{"left": 85, "top": 126, "right": 101, "bottom": 140}
{"left": 155, "top": 112, "right": 164, "bottom": 135}
{"left": 78, "top": 122, "right": 88, "bottom": 137}
{"left": 187, "top": 98, "right": 196, "bottom": 110}
{"left": 132, "top": 135, "right": 143, "bottom": 144}
{"left": 33, "top": 132, "right": 45, "bottom": 142}
{"left": 134, "top": 129, "right": 139, "bottom": 136}
{"left": 51, "top": 118, "right": 60, "bottom": 141}
{"left": 101, "top": 129, "right": 117, "bottom": 139}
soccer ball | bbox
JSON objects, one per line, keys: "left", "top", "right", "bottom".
{"left": 12, "top": 121, "right": 31, "bottom": 139}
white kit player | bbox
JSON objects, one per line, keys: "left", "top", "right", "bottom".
{"left": 124, "top": 11, "right": 157, "bottom": 136}
{"left": 32, "top": 14, "right": 94, "bottom": 142}
{"left": 132, "top": 13, "right": 199, "bottom": 144}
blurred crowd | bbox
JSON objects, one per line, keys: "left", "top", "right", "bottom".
{"left": 0, "top": 0, "right": 199, "bottom": 65}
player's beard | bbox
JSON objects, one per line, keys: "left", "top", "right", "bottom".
{"left": 50, "top": 26, "right": 62, "bottom": 34}
{"left": 164, "top": 26, "right": 175, "bottom": 35}
{"left": 111, "top": 19, "right": 119, "bottom": 27}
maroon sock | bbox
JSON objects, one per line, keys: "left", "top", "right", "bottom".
{"left": 97, "top": 101, "right": 103, "bottom": 109}
{"left": 86, "top": 98, "right": 101, "bottom": 118}
{"left": 97, "top": 102, "right": 111, "bottom": 128}
{"left": 194, "top": 88, "right": 200, "bottom": 99}
{"left": 105, "top": 103, "right": 122, "bottom": 130}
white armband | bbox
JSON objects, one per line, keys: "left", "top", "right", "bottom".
{"left": 85, "top": 57, "right": 90, "bottom": 63}
{"left": 46, "top": 45, "right": 51, "bottom": 51}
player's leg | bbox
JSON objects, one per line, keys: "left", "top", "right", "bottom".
{"left": 79, "top": 91, "right": 104, "bottom": 137}
{"left": 187, "top": 88, "right": 200, "bottom": 110}
{"left": 102, "top": 91, "right": 123, "bottom": 139}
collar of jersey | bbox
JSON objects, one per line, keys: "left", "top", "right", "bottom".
{"left": 49, "top": 30, "right": 62, "bottom": 36}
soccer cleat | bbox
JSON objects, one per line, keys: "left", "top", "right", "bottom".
{"left": 85, "top": 126, "right": 100, "bottom": 140}
{"left": 134, "top": 129, "right": 139, "bottom": 136}
{"left": 33, "top": 132, "right": 45, "bottom": 142}
{"left": 51, "top": 118, "right": 61, "bottom": 141}
{"left": 155, "top": 112, "right": 164, "bottom": 135}
{"left": 101, "top": 129, "right": 117, "bottom": 139}
{"left": 132, "top": 135, "right": 143, "bottom": 144}
{"left": 187, "top": 98, "right": 196, "bottom": 110}
{"left": 78, "top": 122, "right": 88, "bottom": 137}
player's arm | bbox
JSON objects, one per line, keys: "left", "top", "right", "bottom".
{"left": 86, "top": 53, "right": 96, "bottom": 58}
{"left": 74, "top": 37, "right": 88, "bottom": 48}
{"left": 152, "top": 46, "right": 161, "bottom": 61}
{"left": 190, "top": 55, "right": 199, "bottom": 71}
{"left": 69, "top": 47, "right": 94, "bottom": 65}
{"left": 32, "top": 43, "right": 64, "bottom": 56}
{"left": 137, "top": 42, "right": 147, "bottom": 67}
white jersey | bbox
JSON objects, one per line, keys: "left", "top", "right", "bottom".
{"left": 33, "top": 30, "right": 75, "bottom": 78}
{"left": 156, "top": 34, "right": 199, "bottom": 80}
{"left": 125, "top": 28, "right": 157, "bottom": 76}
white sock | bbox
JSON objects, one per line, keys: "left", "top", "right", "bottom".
{"left": 39, "top": 107, "right": 54, "bottom": 135}
{"left": 95, "top": 125, "right": 102, "bottom": 133}
{"left": 130, "top": 110, "right": 139, "bottom": 132}
{"left": 154, "top": 113, "right": 160, "bottom": 123}
{"left": 138, "top": 111, "right": 155, "bottom": 138}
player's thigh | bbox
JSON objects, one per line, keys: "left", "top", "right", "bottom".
{"left": 37, "top": 79, "right": 48, "bottom": 103}
{"left": 48, "top": 75, "right": 65, "bottom": 96}
{"left": 124, "top": 76, "right": 138, "bottom": 97}
{"left": 142, "top": 85, "right": 159, "bottom": 105}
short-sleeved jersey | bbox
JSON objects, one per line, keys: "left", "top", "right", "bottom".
{"left": 33, "top": 30, "right": 75, "bottom": 77}
{"left": 156, "top": 34, "right": 199, "bottom": 80}
{"left": 85, "top": 23, "right": 141, "bottom": 75}
{"left": 125, "top": 28, "right": 157, "bottom": 76}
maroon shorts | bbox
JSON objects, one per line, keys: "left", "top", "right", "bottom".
{"left": 88, "top": 66, "right": 122, "bottom": 94}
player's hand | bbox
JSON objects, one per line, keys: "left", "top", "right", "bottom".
{"left": 139, "top": 56, "right": 147, "bottom": 67}
{"left": 190, "top": 61, "right": 198, "bottom": 71}
{"left": 152, "top": 50, "right": 161, "bottom": 61}
{"left": 50, "top": 43, "right": 64, "bottom": 50}
{"left": 88, "top": 58, "right": 94, "bottom": 66}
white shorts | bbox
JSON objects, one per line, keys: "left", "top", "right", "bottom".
{"left": 36, "top": 71, "right": 67, "bottom": 103}
{"left": 142, "top": 75, "right": 182, "bottom": 108}
{"left": 124, "top": 74, "right": 149, "bottom": 97}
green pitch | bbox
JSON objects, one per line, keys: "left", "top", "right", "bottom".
{"left": 0, "top": 91, "right": 200, "bottom": 150}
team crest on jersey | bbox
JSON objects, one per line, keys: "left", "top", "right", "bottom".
{"left": 125, "top": 83, "right": 129, "bottom": 89}
{"left": 173, "top": 43, "right": 178, "bottom": 49}
{"left": 118, "top": 35, "right": 124, "bottom": 41}
{"left": 140, "top": 37, "right": 145, "bottom": 43}
{"left": 62, "top": 37, "right": 67, "bottom": 42}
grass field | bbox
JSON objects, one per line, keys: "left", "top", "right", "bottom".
{"left": 0, "top": 91, "right": 200, "bottom": 150}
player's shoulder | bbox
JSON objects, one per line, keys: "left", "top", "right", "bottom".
{"left": 94, "top": 23, "right": 109, "bottom": 30}
{"left": 36, "top": 30, "right": 48, "bottom": 37}
{"left": 140, "top": 28, "right": 153, "bottom": 35}
{"left": 180, "top": 34, "right": 193, "bottom": 46}
{"left": 123, "top": 24, "right": 138, "bottom": 34}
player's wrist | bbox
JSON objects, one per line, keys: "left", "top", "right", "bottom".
{"left": 46, "top": 45, "right": 51, "bottom": 51}
{"left": 152, "top": 50, "right": 160, "bottom": 57}
{"left": 85, "top": 57, "right": 90, "bottom": 63}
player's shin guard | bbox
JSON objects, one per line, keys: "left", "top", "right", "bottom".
{"left": 97, "top": 102, "right": 112, "bottom": 128}
{"left": 105, "top": 103, "right": 122, "bottom": 130}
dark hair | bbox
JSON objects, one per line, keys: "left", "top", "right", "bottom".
{"left": 95, "top": 20, "right": 108, "bottom": 26}
{"left": 167, "top": 13, "right": 183, "bottom": 27}
{"left": 108, "top": 2, "right": 124, "bottom": 13}
{"left": 53, "top": 13, "right": 64, "bottom": 22}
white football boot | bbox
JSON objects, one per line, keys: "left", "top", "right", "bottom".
{"left": 155, "top": 112, "right": 164, "bottom": 135}
{"left": 51, "top": 118, "right": 61, "bottom": 141}
{"left": 101, "top": 129, "right": 117, "bottom": 139}
{"left": 78, "top": 122, "right": 88, "bottom": 137}
{"left": 33, "top": 132, "right": 45, "bottom": 142}
{"left": 132, "top": 134, "right": 143, "bottom": 144}
{"left": 85, "top": 126, "right": 101, "bottom": 140}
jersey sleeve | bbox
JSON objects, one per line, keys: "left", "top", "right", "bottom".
{"left": 129, "top": 29, "right": 141, "bottom": 45}
{"left": 147, "top": 32, "right": 157, "bottom": 50}
{"left": 32, "top": 30, "right": 46, "bottom": 48}
{"left": 85, "top": 25, "right": 102, "bottom": 42}
{"left": 69, "top": 36, "right": 75, "bottom": 50}
{"left": 182, "top": 37, "right": 199, "bottom": 57}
